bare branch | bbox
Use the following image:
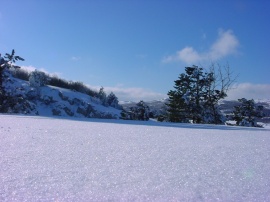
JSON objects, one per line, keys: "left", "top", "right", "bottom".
{"left": 208, "top": 62, "right": 238, "bottom": 95}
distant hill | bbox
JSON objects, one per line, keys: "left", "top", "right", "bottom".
{"left": 121, "top": 98, "right": 270, "bottom": 123}
{"left": 219, "top": 99, "right": 270, "bottom": 123}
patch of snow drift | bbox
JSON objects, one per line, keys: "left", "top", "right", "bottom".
{"left": 1, "top": 115, "right": 270, "bottom": 201}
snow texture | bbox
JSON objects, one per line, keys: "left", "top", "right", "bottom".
{"left": 1, "top": 115, "right": 270, "bottom": 201}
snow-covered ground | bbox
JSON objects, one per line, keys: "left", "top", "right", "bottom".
{"left": 2, "top": 71, "right": 121, "bottom": 118}
{"left": 1, "top": 115, "right": 270, "bottom": 201}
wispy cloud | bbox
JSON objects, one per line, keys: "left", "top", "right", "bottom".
{"left": 21, "top": 65, "right": 62, "bottom": 77}
{"left": 21, "top": 65, "right": 36, "bottom": 72}
{"left": 227, "top": 83, "right": 270, "bottom": 100}
{"left": 71, "top": 56, "right": 81, "bottom": 61}
{"left": 163, "top": 29, "right": 240, "bottom": 64}
{"left": 88, "top": 84, "right": 166, "bottom": 102}
{"left": 106, "top": 83, "right": 270, "bottom": 102}
{"left": 202, "top": 33, "right": 207, "bottom": 40}
{"left": 20, "top": 66, "right": 165, "bottom": 101}
{"left": 209, "top": 29, "right": 239, "bottom": 60}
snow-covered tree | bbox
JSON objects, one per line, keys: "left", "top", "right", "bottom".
{"left": 135, "top": 100, "right": 150, "bottom": 120}
{"left": 3, "top": 49, "right": 24, "bottom": 66}
{"left": 167, "top": 65, "right": 233, "bottom": 124}
{"left": 29, "top": 70, "right": 49, "bottom": 87}
{"left": 167, "top": 89, "right": 188, "bottom": 122}
{"left": 98, "top": 87, "right": 108, "bottom": 106}
{"left": 232, "top": 98, "right": 264, "bottom": 127}
{"left": 0, "top": 50, "right": 24, "bottom": 113}
{"left": 107, "top": 92, "right": 121, "bottom": 109}
{"left": 121, "top": 100, "right": 150, "bottom": 121}
{"left": 1, "top": 50, "right": 24, "bottom": 89}
{"left": 133, "top": 101, "right": 150, "bottom": 120}
{"left": 167, "top": 66, "right": 206, "bottom": 123}
{"left": 203, "top": 63, "right": 236, "bottom": 124}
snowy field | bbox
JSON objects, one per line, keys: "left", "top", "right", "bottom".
{"left": 1, "top": 115, "right": 270, "bottom": 201}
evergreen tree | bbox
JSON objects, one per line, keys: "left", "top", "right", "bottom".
{"left": 135, "top": 100, "right": 150, "bottom": 121}
{"left": 183, "top": 66, "right": 207, "bottom": 123}
{"left": 121, "top": 100, "right": 150, "bottom": 121}
{"left": 3, "top": 49, "right": 24, "bottom": 65}
{"left": 1, "top": 50, "right": 24, "bottom": 91}
{"left": 107, "top": 92, "right": 121, "bottom": 109}
{"left": 0, "top": 50, "right": 24, "bottom": 112}
{"left": 98, "top": 87, "right": 107, "bottom": 106}
{"left": 167, "top": 65, "right": 233, "bottom": 124}
{"left": 232, "top": 98, "right": 264, "bottom": 127}
{"left": 167, "top": 66, "right": 206, "bottom": 123}
{"left": 167, "top": 89, "right": 188, "bottom": 122}
{"left": 120, "top": 109, "right": 130, "bottom": 120}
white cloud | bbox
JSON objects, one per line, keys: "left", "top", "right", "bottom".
{"left": 71, "top": 56, "right": 81, "bottom": 61}
{"left": 163, "top": 47, "right": 201, "bottom": 64}
{"left": 209, "top": 29, "right": 239, "bottom": 60}
{"left": 21, "top": 65, "right": 62, "bottom": 77}
{"left": 202, "top": 33, "right": 207, "bottom": 40}
{"left": 105, "top": 82, "right": 270, "bottom": 102}
{"left": 101, "top": 83, "right": 270, "bottom": 102}
{"left": 21, "top": 65, "right": 36, "bottom": 72}
{"left": 20, "top": 66, "right": 166, "bottom": 102}
{"left": 88, "top": 84, "right": 167, "bottom": 102}
{"left": 226, "top": 83, "right": 270, "bottom": 100}
{"left": 88, "top": 82, "right": 270, "bottom": 102}
{"left": 163, "top": 29, "right": 240, "bottom": 64}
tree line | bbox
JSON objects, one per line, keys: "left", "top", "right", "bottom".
{"left": 120, "top": 64, "right": 265, "bottom": 127}
{"left": 165, "top": 65, "right": 264, "bottom": 127}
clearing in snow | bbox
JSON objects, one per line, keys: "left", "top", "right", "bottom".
{"left": 1, "top": 115, "right": 270, "bottom": 201}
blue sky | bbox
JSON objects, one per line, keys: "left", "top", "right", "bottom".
{"left": 1, "top": 0, "right": 270, "bottom": 101}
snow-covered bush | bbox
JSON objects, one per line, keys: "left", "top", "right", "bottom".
{"left": 11, "top": 68, "right": 30, "bottom": 81}
{"left": 202, "top": 107, "right": 226, "bottom": 124}
{"left": 26, "top": 88, "right": 39, "bottom": 100}
{"left": 121, "top": 100, "right": 150, "bottom": 121}
{"left": 233, "top": 98, "right": 264, "bottom": 127}
{"left": 98, "top": 87, "right": 108, "bottom": 106}
{"left": 107, "top": 92, "right": 122, "bottom": 109}
{"left": 29, "top": 70, "right": 49, "bottom": 87}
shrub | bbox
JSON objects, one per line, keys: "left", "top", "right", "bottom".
{"left": 232, "top": 98, "right": 264, "bottom": 127}
{"left": 29, "top": 70, "right": 49, "bottom": 87}
{"left": 49, "top": 76, "right": 70, "bottom": 89}
{"left": 11, "top": 68, "right": 30, "bottom": 81}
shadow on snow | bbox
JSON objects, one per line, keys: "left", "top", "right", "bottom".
{"left": 3, "top": 114, "right": 269, "bottom": 132}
